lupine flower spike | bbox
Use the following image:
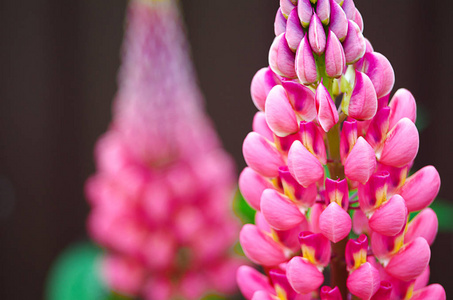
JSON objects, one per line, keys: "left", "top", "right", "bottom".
{"left": 239, "top": 1, "right": 446, "bottom": 299}
{"left": 86, "top": 0, "right": 245, "bottom": 299}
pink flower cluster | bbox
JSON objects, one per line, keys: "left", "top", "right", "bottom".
{"left": 86, "top": 0, "right": 243, "bottom": 299}
{"left": 238, "top": 0, "right": 446, "bottom": 299}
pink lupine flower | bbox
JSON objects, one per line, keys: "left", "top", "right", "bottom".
{"left": 238, "top": 0, "right": 445, "bottom": 299}
{"left": 86, "top": 0, "right": 244, "bottom": 299}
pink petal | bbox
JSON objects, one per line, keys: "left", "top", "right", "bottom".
{"left": 406, "top": 208, "right": 438, "bottom": 245}
{"left": 239, "top": 167, "right": 274, "bottom": 211}
{"left": 298, "top": 0, "right": 313, "bottom": 27}
{"left": 250, "top": 67, "right": 280, "bottom": 111}
{"left": 317, "top": 0, "right": 331, "bottom": 25}
{"left": 379, "top": 118, "right": 419, "bottom": 168}
{"left": 414, "top": 266, "right": 430, "bottom": 291}
{"left": 347, "top": 262, "right": 381, "bottom": 300}
{"left": 253, "top": 111, "right": 274, "bottom": 141}
{"left": 265, "top": 85, "right": 299, "bottom": 137}
{"left": 295, "top": 37, "right": 318, "bottom": 84}
{"left": 397, "top": 165, "right": 440, "bottom": 212}
{"left": 282, "top": 81, "right": 317, "bottom": 121}
{"left": 356, "top": 52, "right": 395, "bottom": 99}
{"left": 261, "top": 189, "right": 306, "bottom": 230}
{"left": 388, "top": 88, "right": 417, "bottom": 129}
{"left": 411, "top": 284, "right": 446, "bottom": 300}
{"left": 316, "top": 81, "right": 339, "bottom": 132}
{"left": 325, "top": 30, "right": 346, "bottom": 78}
{"left": 243, "top": 132, "right": 285, "bottom": 178}
{"left": 274, "top": 8, "right": 287, "bottom": 36}
{"left": 370, "top": 281, "right": 392, "bottom": 300}
{"left": 287, "top": 256, "right": 324, "bottom": 294}
{"left": 269, "top": 33, "right": 297, "bottom": 79}
{"left": 343, "top": 20, "right": 366, "bottom": 64}
{"left": 309, "top": 13, "right": 327, "bottom": 55}
{"left": 320, "top": 286, "right": 342, "bottom": 300}
{"left": 280, "top": 0, "right": 296, "bottom": 16}
{"left": 319, "top": 202, "right": 352, "bottom": 243}
{"left": 329, "top": 0, "right": 348, "bottom": 41}
{"left": 344, "top": 137, "right": 376, "bottom": 184}
{"left": 287, "top": 140, "right": 324, "bottom": 187}
{"left": 286, "top": 8, "right": 305, "bottom": 51}
{"left": 344, "top": 70, "right": 377, "bottom": 121}
{"left": 385, "top": 237, "right": 431, "bottom": 281}
{"left": 368, "top": 194, "right": 407, "bottom": 236}
{"left": 237, "top": 265, "right": 274, "bottom": 300}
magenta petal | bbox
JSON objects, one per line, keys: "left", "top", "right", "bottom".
{"left": 365, "top": 107, "right": 390, "bottom": 151}
{"left": 353, "top": 9, "right": 364, "bottom": 32}
{"left": 414, "top": 266, "right": 430, "bottom": 291}
{"left": 316, "top": 82, "right": 339, "bottom": 132}
{"left": 397, "top": 165, "right": 440, "bottom": 212}
{"left": 261, "top": 189, "right": 305, "bottom": 230}
{"left": 343, "top": 20, "right": 366, "bottom": 64}
{"left": 345, "top": 234, "right": 368, "bottom": 271}
{"left": 411, "top": 284, "right": 446, "bottom": 300}
{"left": 239, "top": 167, "right": 273, "bottom": 211}
{"left": 269, "top": 33, "right": 297, "bottom": 78}
{"left": 385, "top": 237, "right": 431, "bottom": 281}
{"left": 325, "top": 30, "right": 346, "bottom": 78}
{"left": 309, "top": 13, "right": 327, "bottom": 55}
{"left": 329, "top": 0, "right": 348, "bottom": 41}
{"left": 299, "top": 231, "right": 332, "bottom": 267}
{"left": 369, "top": 194, "right": 407, "bottom": 236}
{"left": 319, "top": 202, "right": 352, "bottom": 243}
{"left": 370, "top": 281, "right": 392, "bottom": 300}
{"left": 320, "top": 286, "right": 342, "bottom": 300}
{"left": 299, "top": 121, "right": 327, "bottom": 164}
{"left": 279, "top": 166, "right": 318, "bottom": 207}
{"left": 287, "top": 256, "right": 324, "bottom": 294}
{"left": 243, "top": 132, "right": 285, "bottom": 178}
{"left": 275, "top": 8, "right": 287, "bottom": 36}
{"left": 325, "top": 178, "right": 349, "bottom": 210}
{"left": 282, "top": 81, "right": 317, "bottom": 121}
{"left": 356, "top": 52, "right": 395, "bottom": 99}
{"left": 240, "top": 224, "right": 288, "bottom": 267}
{"left": 237, "top": 266, "right": 274, "bottom": 300}
{"left": 345, "top": 70, "right": 378, "bottom": 120}
{"left": 379, "top": 118, "right": 419, "bottom": 168}
{"left": 405, "top": 208, "right": 438, "bottom": 245}
{"left": 342, "top": 0, "right": 356, "bottom": 20}
{"left": 353, "top": 209, "right": 371, "bottom": 235}
{"left": 295, "top": 37, "right": 319, "bottom": 84}
{"left": 250, "top": 67, "right": 279, "bottom": 111}
{"left": 317, "top": 0, "right": 331, "bottom": 25}
{"left": 253, "top": 112, "right": 274, "bottom": 141}
{"left": 388, "top": 88, "right": 417, "bottom": 130}
{"left": 357, "top": 171, "right": 389, "bottom": 214}
{"left": 286, "top": 8, "right": 305, "bottom": 51}
{"left": 347, "top": 262, "right": 381, "bottom": 300}
{"left": 265, "top": 85, "right": 299, "bottom": 137}
{"left": 298, "top": 0, "right": 314, "bottom": 27}
{"left": 287, "top": 140, "right": 324, "bottom": 187}
{"left": 344, "top": 137, "right": 376, "bottom": 184}
{"left": 280, "top": 0, "right": 296, "bottom": 16}
{"left": 340, "top": 119, "right": 358, "bottom": 163}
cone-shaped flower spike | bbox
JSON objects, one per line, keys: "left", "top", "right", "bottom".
{"left": 238, "top": 0, "right": 444, "bottom": 298}
{"left": 87, "top": 0, "right": 243, "bottom": 298}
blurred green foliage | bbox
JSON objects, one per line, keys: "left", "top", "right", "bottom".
{"left": 233, "top": 189, "right": 256, "bottom": 224}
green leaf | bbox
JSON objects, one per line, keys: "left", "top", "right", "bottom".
{"left": 46, "top": 241, "right": 131, "bottom": 300}
{"left": 430, "top": 199, "right": 453, "bottom": 232}
{"left": 233, "top": 189, "right": 256, "bottom": 224}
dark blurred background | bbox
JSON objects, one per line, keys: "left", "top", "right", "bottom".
{"left": 0, "top": 0, "right": 452, "bottom": 299}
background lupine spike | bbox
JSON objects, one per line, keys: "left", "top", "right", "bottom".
{"left": 86, "top": 0, "right": 244, "bottom": 298}
{"left": 238, "top": 0, "right": 446, "bottom": 299}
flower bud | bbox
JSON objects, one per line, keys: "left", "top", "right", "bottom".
{"left": 299, "top": 231, "right": 332, "bottom": 267}
{"left": 274, "top": 8, "right": 287, "bottom": 36}
{"left": 309, "top": 13, "right": 327, "bottom": 55}
{"left": 320, "top": 286, "right": 342, "bottom": 300}
{"left": 240, "top": 224, "right": 288, "bottom": 266}
{"left": 344, "top": 137, "right": 376, "bottom": 184}
{"left": 397, "top": 165, "right": 440, "bottom": 212}
{"left": 388, "top": 88, "right": 417, "bottom": 129}
{"left": 280, "top": 0, "right": 296, "bottom": 17}
{"left": 353, "top": 9, "right": 364, "bottom": 32}
{"left": 405, "top": 208, "right": 438, "bottom": 245}
{"left": 269, "top": 33, "right": 297, "bottom": 79}
{"left": 287, "top": 140, "right": 324, "bottom": 187}
{"left": 243, "top": 132, "right": 285, "bottom": 178}
{"left": 239, "top": 167, "right": 274, "bottom": 211}
{"left": 253, "top": 112, "right": 274, "bottom": 141}
{"left": 250, "top": 67, "right": 280, "bottom": 111}
{"left": 287, "top": 256, "right": 324, "bottom": 294}
{"left": 286, "top": 8, "right": 305, "bottom": 51}
{"left": 298, "top": 0, "right": 313, "bottom": 28}
{"left": 329, "top": 0, "right": 348, "bottom": 41}
{"left": 379, "top": 118, "right": 419, "bottom": 168}
{"left": 317, "top": 0, "right": 331, "bottom": 24}
{"left": 279, "top": 166, "right": 318, "bottom": 208}
{"left": 355, "top": 53, "right": 393, "bottom": 100}
{"left": 343, "top": 20, "right": 366, "bottom": 64}
{"left": 342, "top": 0, "right": 356, "bottom": 20}
{"left": 319, "top": 202, "right": 352, "bottom": 242}
{"left": 261, "top": 189, "right": 306, "bottom": 230}
{"left": 282, "top": 81, "right": 317, "bottom": 121}
{"left": 325, "top": 30, "right": 346, "bottom": 78}
{"left": 316, "top": 81, "right": 339, "bottom": 132}
{"left": 265, "top": 85, "right": 299, "bottom": 137}
{"left": 237, "top": 266, "right": 274, "bottom": 300}
{"left": 295, "top": 37, "right": 319, "bottom": 84}
{"left": 342, "top": 70, "right": 378, "bottom": 120}
{"left": 385, "top": 237, "right": 431, "bottom": 281}
{"left": 368, "top": 194, "right": 407, "bottom": 236}
{"left": 347, "top": 262, "right": 381, "bottom": 300}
